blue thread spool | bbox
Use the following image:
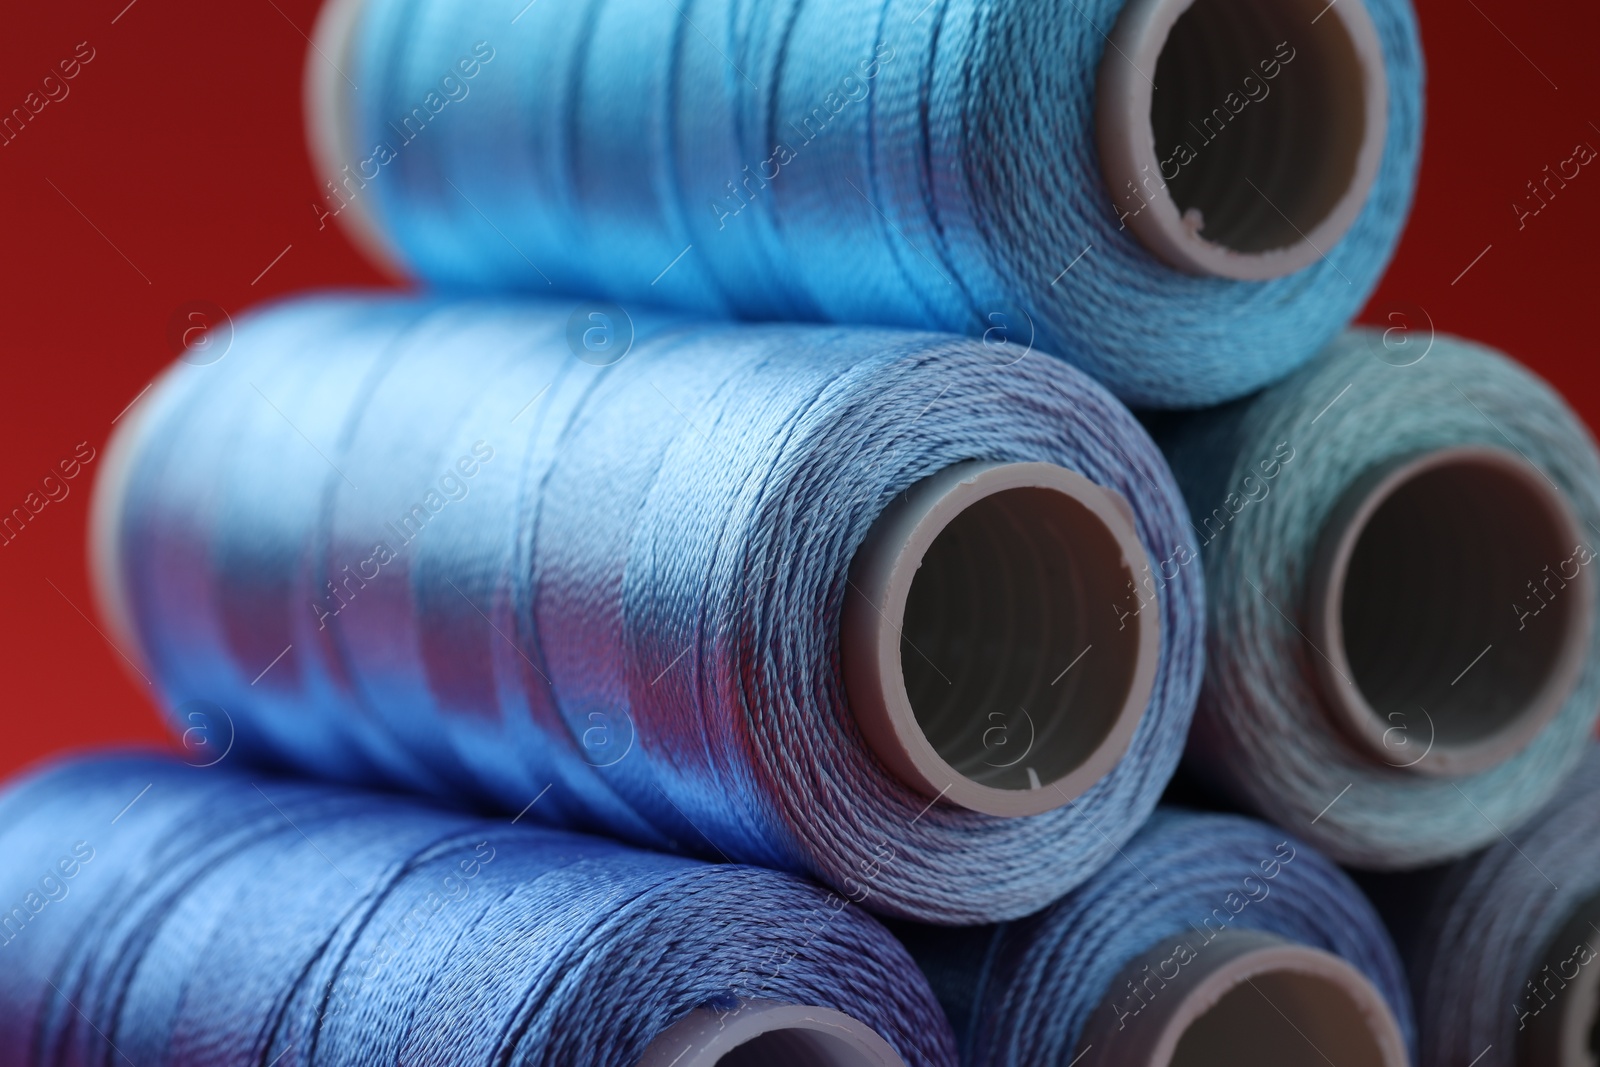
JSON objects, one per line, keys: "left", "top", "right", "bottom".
{"left": 0, "top": 753, "right": 953, "bottom": 1065}
{"left": 1154, "top": 330, "right": 1600, "bottom": 868}
{"left": 893, "top": 809, "right": 1414, "bottom": 1066}
{"left": 1361, "top": 744, "right": 1600, "bottom": 1067}
{"left": 90, "top": 294, "right": 1202, "bottom": 923}
{"left": 302, "top": 0, "right": 1420, "bottom": 408}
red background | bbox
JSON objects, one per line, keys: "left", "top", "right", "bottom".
{"left": 0, "top": 0, "right": 1594, "bottom": 782}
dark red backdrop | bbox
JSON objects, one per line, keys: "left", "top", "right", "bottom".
{"left": 0, "top": 0, "right": 1594, "bottom": 782}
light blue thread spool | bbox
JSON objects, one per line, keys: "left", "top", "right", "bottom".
{"left": 90, "top": 293, "right": 1203, "bottom": 924}
{"left": 302, "top": 0, "right": 1421, "bottom": 409}
{"left": 0, "top": 753, "right": 953, "bottom": 1066}
{"left": 1154, "top": 330, "right": 1600, "bottom": 868}
{"left": 1362, "top": 743, "right": 1600, "bottom": 1067}
{"left": 893, "top": 809, "right": 1415, "bottom": 1066}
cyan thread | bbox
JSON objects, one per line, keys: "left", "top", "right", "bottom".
{"left": 330, "top": 0, "right": 1423, "bottom": 409}
{"left": 892, "top": 809, "right": 1416, "bottom": 1065}
{"left": 0, "top": 753, "right": 956, "bottom": 1066}
{"left": 1361, "top": 744, "right": 1600, "bottom": 1067}
{"left": 1153, "top": 330, "right": 1600, "bottom": 868}
{"left": 102, "top": 293, "right": 1203, "bottom": 924}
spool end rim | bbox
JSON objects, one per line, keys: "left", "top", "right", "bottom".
{"left": 1307, "top": 446, "right": 1593, "bottom": 778}
{"left": 1096, "top": 0, "right": 1389, "bottom": 280}
{"left": 841, "top": 461, "right": 1160, "bottom": 818}
{"left": 637, "top": 1002, "right": 908, "bottom": 1067}
{"left": 1074, "top": 930, "right": 1409, "bottom": 1067}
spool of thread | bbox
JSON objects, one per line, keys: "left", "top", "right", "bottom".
{"left": 0, "top": 753, "right": 955, "bottom": 1067}
{"left": 302, "top": 0, "right": 1422, "bottom": 409}
{"left": 1155, "top": 329, "right": 1600, "bottom": 868}
{"left": 1361, "top": 744, "right": 1600, "bottom": 1067}
{"left": 893, "top": 809, "right": 1414, "bottom": 1066}
{"left": 90, "top": 293, "right": 1202, "bottom": 924}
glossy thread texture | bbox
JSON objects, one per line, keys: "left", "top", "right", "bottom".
{"left": 337, "top": 0, "right": 1423, "bottom": 408}
{"left": 1156, "top": 332, "right": 1600, "bottom": 867}
{"left": 103, "top": 294, "right": 1204, "bottom": 924}
{"left": 895, "top": 809, "right": 1415, "bottom": 1066}
{"left": 0, "top": 754, "right": 956, "bottom": 1067}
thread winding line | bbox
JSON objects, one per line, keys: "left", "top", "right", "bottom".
{"left": 316, "top": 0, "right": 1423, "bottom": 408}
{"left": 1155, "top": 330, "right": 1600, "bottom": 868}
{"left": 94, "top": 293, "right": 1203, "bottom": 924}
{"left": 1363, "top": 745, "right": 1600, "bottom": 1067}
{"left": 0, "top": 753, "right": 955, "bottom": 1066}
{"left": 893, "top": 809, "right": 1415, "bottom": 1065}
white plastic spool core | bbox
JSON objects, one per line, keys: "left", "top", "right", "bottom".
{"left": 1074, "top": 929, "right": 1408, "bottom": 1067}
{"left": 1519, "top": 894, "right": 1600, "bottom": 1067}
{"left": 1308, "top": 447, "right": 1593, "bottom": 778}
{"left": 841, "top": 462, "right": 1159, "bottom": 818}
{"left": 1098, "top": 0, "right": 1388, "bottom": 279}
{"left": 305, "top": 0, "right": 406, "bottom": 277}
{"left": 637, "top": 1003, "right": 907, "bottom": 1067}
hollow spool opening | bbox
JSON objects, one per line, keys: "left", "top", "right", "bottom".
{"left": 1310, "top": 448, "right": 1592, "bottom": 777}
{"left": 1074, "top": 931, "right": 1407, "bottom": 1067}
{"left": 842, "top": 462, "right": 1159, "bottom": 818}
{"left": 1167, "top": 965, "right": 1391, "bottom": 1067}
{"left": 898, "top": 487, "right": 1143, "bottom": 790}
{"left": 637, "top": 1004, "right": 907, "bottom": 1067}
{"left": 716, "top": 1029, "right": 885, "bottom": 1067}
{"left": 1098, "top": 0, "right": 1387, "bottom": 279}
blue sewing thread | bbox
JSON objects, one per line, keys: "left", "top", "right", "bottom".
{"left": 95, "top": 293, "right": 1203, "bottom": 925}
{"left": 1361, "top": 744, "right": 1600, "bottom": 1067}
{"left": 315, "top": 0, "right": 1423, "bottom": 409}
{"left": 0, "top": 753, "right": 956, "bottom": 1066}
{"left": 1153, "top": 330, "right": 1600, "bottom": 869}
{"left": 892, "top": 809, "right": 1416, "bottom": 1065}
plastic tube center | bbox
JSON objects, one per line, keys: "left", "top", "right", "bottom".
{"left": 1168, "top": 968, "right": 1388, "bottom": 1067}
{"left": 1311, "top": 448, "right": 1593, "bottom": 777}
{"left": 899, "top": 487, "right": 1141, "bottom": 792}
{"left": 1074, "top": 931, "right": 1407, "bottom": 1067}
{"left": 1099, "top": 0, "right": 1387, "bottom": 278}
{"left": 1153, "top": 0, "right": 1367, "bottom": 253}
{"left": 843, "top": 462, "right": 1159, "bottom": 818}
{"left": 638, "top": 1003, "right": 907, "bottom": 1067}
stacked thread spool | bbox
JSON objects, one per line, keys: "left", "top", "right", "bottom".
{"left": 2, "top": 0, "right": 1597, "bottom": 1064}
